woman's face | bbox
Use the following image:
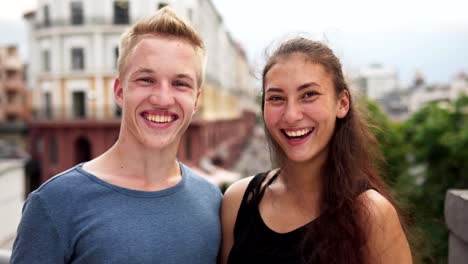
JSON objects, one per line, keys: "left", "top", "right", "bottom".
{"left": 263, "top": 54, "right": 349, "bottom": 165}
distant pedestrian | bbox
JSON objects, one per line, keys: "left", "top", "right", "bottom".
{"left": 220, "top": 37, "right": 412, "bottom": 263}
{"left": 12, "top": 7, "right": 221, "bottom": 264}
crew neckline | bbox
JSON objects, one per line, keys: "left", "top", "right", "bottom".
{"left": 75, "top": 161, "right": 187, "bottom": 198}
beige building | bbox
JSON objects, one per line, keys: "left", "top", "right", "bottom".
{"left": 24, "top": 0, "right": 256, "bottom": 122}
{"left": 22, "top": 0, "right": 257, "bottom": 188}
{"left": 0, "top": 46, "right": 30, "bottom": 122}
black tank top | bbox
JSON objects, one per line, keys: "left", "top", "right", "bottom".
{"left": 227, "top": 171, "right": 323, "bottom": 264}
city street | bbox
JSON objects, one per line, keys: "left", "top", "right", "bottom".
{"left": 0, "top": 159, "right": 25, "bottom": 251}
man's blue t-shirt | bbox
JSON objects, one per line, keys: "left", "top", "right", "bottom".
{"left": 11, "top": 162, "right": 222, "bottom": 264}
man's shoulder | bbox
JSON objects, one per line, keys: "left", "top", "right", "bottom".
{"left": 33, "top": 164, "right": 89, "bottom": 199}
{"left": 180, "top": 163, "right": 222, "bottom": 197}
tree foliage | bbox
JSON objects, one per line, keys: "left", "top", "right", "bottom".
{"left": 363, "top": 96, "right": 468, "bottom": 264}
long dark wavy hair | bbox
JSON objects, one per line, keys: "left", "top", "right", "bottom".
{"left": 261, "top": 37, "right": 407, "bottom": 264}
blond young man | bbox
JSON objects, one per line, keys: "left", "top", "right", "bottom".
{"left": 12, "top": 7, "right": 221, "bottom": 264}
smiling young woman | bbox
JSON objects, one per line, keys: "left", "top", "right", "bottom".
{"left": 220, "top": 38, "right": 412, "bottom": 264}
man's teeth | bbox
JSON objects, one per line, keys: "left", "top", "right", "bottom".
{"left": 146, "top": 115, "right": 174, "bottom": 123}
{"left": 284, "top": 129, "right": 311, "bottom": 137}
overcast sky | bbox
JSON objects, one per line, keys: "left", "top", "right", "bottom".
{"left": 1, "top": 0, "right": 468, "bottom": 85}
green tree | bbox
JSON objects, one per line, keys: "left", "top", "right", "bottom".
{"left": 359, "top": 99, "right": 409, "bottom": 187}
{"left": 400, "top": 96, "right": 468, "bottom": 263}
{"left": 362, "top": 96, "right": 468, "bottom": 263}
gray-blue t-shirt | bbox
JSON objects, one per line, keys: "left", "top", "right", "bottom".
{"left": 11, "top": 162, "right": 222, "bottom": 264}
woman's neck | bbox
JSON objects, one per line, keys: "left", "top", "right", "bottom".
{"left": 280, "top": 160, "right": 323, "bottom": 195}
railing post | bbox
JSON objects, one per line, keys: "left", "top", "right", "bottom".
{"left": 445, "top": 190, "right": 468, "bottom": 264}
{"left": 0, "top": 249, "right": 11, "bottom": 264}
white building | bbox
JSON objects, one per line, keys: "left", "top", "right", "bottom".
{"left": 24, "top": 0, "right": 256, "bottom": 121}
{"left": 408, "top": 72, "right": 468, "bottom": 113}
{"left": 449, "top": 72, "right": 468, "bottom": 100}
{"left": 354, "top": 64, "right": 399, "bottom": 101}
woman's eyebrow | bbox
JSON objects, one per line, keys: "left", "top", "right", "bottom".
{"left": 265, "top": 87, "right": 283, "bottom": 93}
{"left": 297, "top": 82, "right": 321, "bottom": 92}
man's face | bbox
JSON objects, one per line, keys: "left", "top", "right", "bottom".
{"left": 114, "top": 36, "right": 201, "bottom": 150}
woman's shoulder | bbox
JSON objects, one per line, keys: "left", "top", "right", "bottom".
{"left": 222, "top": 176, "right": 255, "bottom": 208}
{"left": 357, "top": 190, "right": 412, "bottom": 263}
{"left": 357, "top": 189, "right": 398, "bottom": 219}
{"left": 223, "top": 169, "right": 278, "bottom": 205}
{"left": 222, "top": 170, "right": 276, "bottom": 217}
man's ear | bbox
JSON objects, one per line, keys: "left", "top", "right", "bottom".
{"left": 114, "top": 78, "right": 124, "bottom": 108}
{"left": 336, "top": 90, "right": 350, "bottom": 119}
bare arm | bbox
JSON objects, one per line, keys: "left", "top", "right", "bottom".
{"left": 219, "top": 177, "right": 252, "bottom": 264}
{"left": 359, "top": 190, "right": 412, "bottom": 264}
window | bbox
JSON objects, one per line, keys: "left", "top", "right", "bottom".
{"left": 113, "top": 1, "right": 129, "bottom": 24}
{"left": 6, "top": 91, "right": 15, "bottom": 104}
{"left": 71, "top": 1, "right": 84, "bottom": 25}
{"left": 114, "top": 46, "right": 119, "bottom": 69}
{"left": 44, "top": 5, "right": 50, "bottom": 27}
{"left": 187, "top": 8, "right": 193, "bottom": 22}
{"left": 44, "top": 92, "right": 52, "bottom": 119}
{"left": 71, "top": 48, "right": 84, "bottom": 70}
{"left": 43, "top": 50, "right": 50, "bottom": 71}
{"left": 72, "top": 91, "right": 86, "bottom": 118}
{"left": 158, "top": 2, "right": 168, "bottom": 10}
{"left": 6, "top": 70, "right": 16, "bottom": 79}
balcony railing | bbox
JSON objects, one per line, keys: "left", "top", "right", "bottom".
{"left": 445, "top": 190, "right": 468, "bottom": 264}
{"left": 34, "top": 17, "right": 131, "bottom": 29}
{"left": 3, "top": 57, "right": 22, "bottom": 70}
{"left": 4, "top": 78, "right": 25, "bottom": 92}
{"left": 33, "top": 107, "right": 121, "bottom": 121}
{"left": 5, "top": 103, "right": 26, "bottom": 117}
{"left": 0, "top": 249, "right": 10, "bottom": 264}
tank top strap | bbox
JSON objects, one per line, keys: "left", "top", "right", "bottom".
{"left": 257, "top": 169, "right": 280, "bottom": 201}
{"left": 232, "top": 171, "right": 275, "bottom": 241}
{"left": 242, "top": 172, "right": 268, "bottom": 206}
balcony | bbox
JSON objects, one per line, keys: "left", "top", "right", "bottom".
{"left": 4, "top": 78, "right": 24, "bottom": 93}
{"left": 34, "top": 17, "right": 131, "bottom": 30}
{"left": 3, "top": 57, "right": 22, "bottom": 71}
{"left": 4, "top": 103, "right": 25, "bottom": 117}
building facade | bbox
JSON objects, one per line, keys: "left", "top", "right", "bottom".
{"left": 353, "top": 63, "right": 399, "bottom": 101}
{"left": 23, "top": 0, "right": 257, "bottom": 191}
{"left": 0, "top": 46, "right": 30, "bottom": 122}
{"left": 408, "top": 72, "right": 468, "bottom": 113}
{"left": 0, "top": 46, "right": 30, "bottom": 158}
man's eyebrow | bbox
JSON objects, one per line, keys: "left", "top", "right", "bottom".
{"left": 132, "top": 68, "right": 155, "bottom": 75}
{"left": 176, "top": 73, "right": 195, "bottom": 81}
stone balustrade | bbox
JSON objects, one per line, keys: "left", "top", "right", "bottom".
{"left": 445, "top": 189, "right": 468, "bottom": 264}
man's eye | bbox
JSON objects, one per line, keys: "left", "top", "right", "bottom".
{"left": 174, "top": 80, "right": 190, "bottom": 88}
{"left": 138, "top": 78, "right": 154, "bottom": 83}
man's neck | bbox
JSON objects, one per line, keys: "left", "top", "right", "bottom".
{"left": 83, "top": 137, "right": 183, "bottom": 192}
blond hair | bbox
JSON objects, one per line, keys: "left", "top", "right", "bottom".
{"left": 118, "top": 7, "right": 206, "bottom": 87}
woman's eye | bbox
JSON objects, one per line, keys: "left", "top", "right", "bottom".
{"left": 303, "top": 91, "right": 318, "bottom": 98}
{"left": 267, "top": 96, "right": 283, "bottom": 102}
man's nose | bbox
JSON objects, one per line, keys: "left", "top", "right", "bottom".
{"left": 148, "top": 81, "right": 175, "bottom": 106}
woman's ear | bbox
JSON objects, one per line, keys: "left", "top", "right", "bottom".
{"left": 336, "top": 90, "right": 350, "bottom": 119}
